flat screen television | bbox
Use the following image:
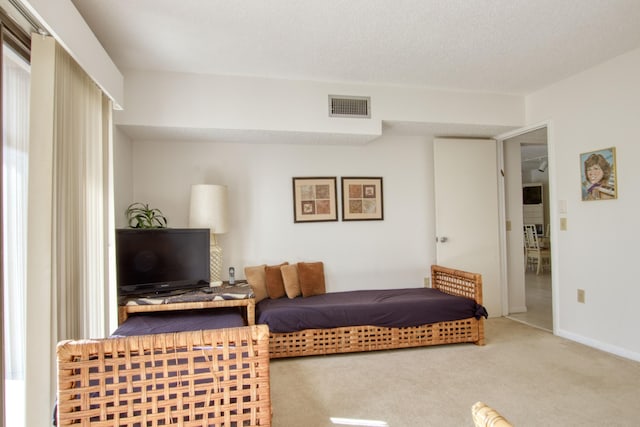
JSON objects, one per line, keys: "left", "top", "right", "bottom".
{"left": 522, "top": 185, "right": 542, "bottom": 204}
{"left": 116, "top": 228, "right": 210, "bottom": 296}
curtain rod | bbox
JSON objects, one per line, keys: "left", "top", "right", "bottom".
{"left": 6, "top": 0, "right": 48, "bottom": 35}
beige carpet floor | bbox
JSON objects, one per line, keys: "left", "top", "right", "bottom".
{"left": 270, "top": 317, "right": 640, "bottom": 426}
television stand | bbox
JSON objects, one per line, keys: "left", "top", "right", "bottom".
{"left": 118, "top": 281, "right": 255, "bottom": 325}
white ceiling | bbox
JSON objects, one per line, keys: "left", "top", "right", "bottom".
{"left": 67, "top": 1, "right": 640, "bottom": 144}
{"left": 71, "top": 0, "right": 640, "bottom": 94}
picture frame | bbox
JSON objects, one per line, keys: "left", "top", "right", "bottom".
{"left": 341, "top": 177, "right": 384, "bottom": 221}
{"left": 292, "top": 177, "right": 338, "bottom": 223}
{"left": 580, "top": 147, "right": 617, "bottom": 201}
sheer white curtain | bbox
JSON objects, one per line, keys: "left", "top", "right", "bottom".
{"left": 2, "top": 44, "right": 29, "bottom": 427}
{"left": 2, "top": 43, "right": 28, "bottom": 381}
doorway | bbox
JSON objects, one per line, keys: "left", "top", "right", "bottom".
{"left": 504, "top": 127, "right": 553, "bottom": 331}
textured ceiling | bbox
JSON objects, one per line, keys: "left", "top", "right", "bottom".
{"left": 65, "top": 1, "right": 640, "bottom": 145}
{"left": 71, "top": 0, "right": 640, "bottom": 94}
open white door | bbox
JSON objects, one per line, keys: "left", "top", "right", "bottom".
{"left": 434, "top": 138, "right": 502, "bottom": 317}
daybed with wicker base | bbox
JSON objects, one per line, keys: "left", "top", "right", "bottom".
{"left": 261, "top": 265, "right": 486, "bottom": 359}
{"left": 56, "top": 325, "right": 271, "bottom": 426}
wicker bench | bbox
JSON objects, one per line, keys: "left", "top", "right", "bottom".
{"left": 268, "top": 265, "right": 485, "bottom": 358}
{"left": 56, "top": 325, "right": 271, "bottom": 426}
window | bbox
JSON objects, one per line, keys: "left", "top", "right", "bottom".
{"left": 2, "top": 12, "right": 31, "bottom": 427}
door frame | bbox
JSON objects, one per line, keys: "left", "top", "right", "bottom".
{"left": 496, "top": 120, "right": 557, "bottom": 332}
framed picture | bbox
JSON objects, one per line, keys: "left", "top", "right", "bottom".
{"left": 580, "top": 147, "right": 617, "bottom": 201}
{"left": 292, "top": 177, "right": 338, "bottom": 223}
{"left": 341, "top": 177, "right": 384, "bottom": 221}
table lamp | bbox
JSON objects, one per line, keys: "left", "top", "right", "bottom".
{"left": 189, "top": 184, "right": 229, "bottom": 286}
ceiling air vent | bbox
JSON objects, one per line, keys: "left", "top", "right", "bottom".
{"left": 329, "top": 95, "right": 371, "bottom": 118}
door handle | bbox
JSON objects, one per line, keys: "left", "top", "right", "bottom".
{"left": 438, "top": 236, "right": 448, "bottom": 243}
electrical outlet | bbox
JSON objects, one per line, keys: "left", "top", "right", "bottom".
{"left": 577, "top": 289, "right": 585, "bottom": 303}
{"left": 424, "top": 277, "right": 430, "bottom": 287}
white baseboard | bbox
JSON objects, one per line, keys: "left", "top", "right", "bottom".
{"left": 557, "top": 328, "right": 640, "bottom": 362}
{"left": 508, "top": 305, "right": 527, "bottom": 313}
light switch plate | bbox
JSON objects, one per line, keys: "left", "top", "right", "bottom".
{"left": 559, "top": 200, "right": 567, "bottom": 214}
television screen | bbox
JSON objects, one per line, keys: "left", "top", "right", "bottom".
{"left": 116, "top": 228, "right": 210, "bottom": 296}
{"left": 522, "top": 186, "right": 542, "bottom": 204}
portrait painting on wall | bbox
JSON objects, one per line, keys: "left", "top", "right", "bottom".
{"left": 580, "top": 147, "right": 617, "bottom": 201}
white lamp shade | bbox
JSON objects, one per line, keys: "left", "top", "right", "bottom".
{"left": 189, "top": 184, "right": 229, "bottom": 234}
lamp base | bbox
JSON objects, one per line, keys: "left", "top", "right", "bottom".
{"left": 210, "top": 234, "right": 223, "bottom": 285}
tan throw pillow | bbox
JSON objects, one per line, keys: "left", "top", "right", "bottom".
{"left": 281, "top": 264, "right": 301, "bottom": 299}
{"left": 265, "top": 262, "right": 289, "bottom": 299}
{"left": 244, "top": 264, "right": 267, "bottom": 302}
{"left": 298, "top": 261, "right": 326, "bottom": 297}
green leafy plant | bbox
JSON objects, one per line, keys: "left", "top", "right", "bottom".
{"left": 125, "top": 203, "right": 168, "bottom": 229}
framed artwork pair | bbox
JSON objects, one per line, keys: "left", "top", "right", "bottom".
{"left": 292, "top": 176, "right": 383, "bottom": 223}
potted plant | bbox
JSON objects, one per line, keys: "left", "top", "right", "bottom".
{"left": 125, "top": 203, "right": 168, "bottom": 228}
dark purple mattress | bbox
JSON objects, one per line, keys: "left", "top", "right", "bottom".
{"left": 256, "top": 287, "right": 488, "bottom": 333}
{"left": 111, "top": 308, "right": 246, "bottom": 337}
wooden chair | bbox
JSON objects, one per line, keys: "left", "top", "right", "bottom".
{"left": 524, "top": 224, "right": 550, "bottom": 274}
{"left": 471, "top": 401, "right": 513, "bottom": 427}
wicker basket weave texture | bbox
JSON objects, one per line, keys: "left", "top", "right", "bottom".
{"left": 471, "top": 401, "right": 513, "bottom": 427}
{"left": 268, "top": 265, "right": 485, "bottom": 358}
{"left": 56, "top": 325, "right": 271, "bottom": 426}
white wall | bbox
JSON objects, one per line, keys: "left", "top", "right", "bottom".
{"left": 115, "top": 70, "right": 524, "bottom": 138}
{"left": 527, "top": 47, "right": 640, "bottom": 360}
{"left": 130, "top": 134, "right": 435, "bottom": 292}
{"left": 118, "top": 69, "right": 525, "bottom": 300}
{"left": 113, "top": 48, "right": 640, "bottom": 361}
{"left": 113, "top": 126, "right": 133, "bottom": 228}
